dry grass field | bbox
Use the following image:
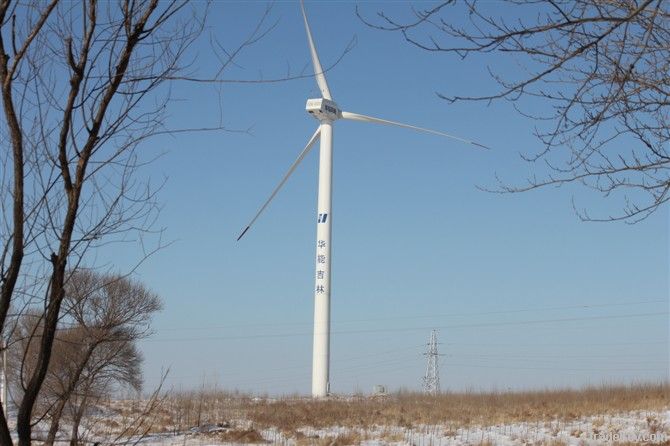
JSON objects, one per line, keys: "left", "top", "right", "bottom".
{"left": 77, "top": 383, "right": 670, "bottom": 446}
{"left": 158, "top": 382, "right": 668, "bottom": 431}
{"left": 82, "top": 382, "right": 668, "bottom": 445}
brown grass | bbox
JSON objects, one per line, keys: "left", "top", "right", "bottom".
{"left": 238, "top": 382, "right": 668, "bottom": 430}
{"left": 211, "top": 428, "right": 268, "bottom": 443}
{"left": 294, "top": 432, "right": 365, "bottom": 446}
{"left": 108, "top": 381, "right": 669, "bottom": 436}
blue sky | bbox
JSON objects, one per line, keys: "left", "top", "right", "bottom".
{"left": 111, "top": 1, "right": 669, "bottom": 395}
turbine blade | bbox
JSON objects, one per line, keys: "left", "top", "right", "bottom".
{"left": 300, "top": 0, "right": 332, "bottom": 100}
{"left": 237, "top": 127, "right": 321, "bottom": 241}
{"left": 341, "top": 111, "right": 491, "bottom": 150}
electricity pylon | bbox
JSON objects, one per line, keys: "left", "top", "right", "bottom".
{"left": 422, "top": 329, "right": 441, "bottom": 395}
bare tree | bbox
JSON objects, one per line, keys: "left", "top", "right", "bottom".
{"left": 64, "top": 341, "right": 142, "bottom": 446}
{"left": 0, "top": 1, "right": 353, "bottom": 443}
{"left": 0, "top": 2, "right": 195, "bottom": 443}
{"left": 359, "top": 1, "right": 669, "bottom": 222}
{"left": 37, "top": 270, "right": 161, "bottom": 445}
{"left": 0, "top": 1, "right": 292, "bottom": 444}
{"left": 7, "top": 312, "right": 146, "bottom": 445}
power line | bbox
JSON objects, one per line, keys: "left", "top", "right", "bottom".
{"left": 148, "top": 345, "right": 426, "bottom": 381}
{"left": 146, "top": 311, "right": 668, "bottom": 343}
{"left": 146, "top": 339, "right": 668, "bottom": 390}
{"left": 444, "top": 363, "right": 667, "bottom": 373}
{"left": 443, "top": 355, "right": 668, "bottom": 368}
{"left": 155, "top": 299, "right": 666, "bottom": 332}
{"left": 447, "top": 352, "right": 668, "bottom": 360}
{"left": 445, "top": 340, "right": 668, "bottom": 347}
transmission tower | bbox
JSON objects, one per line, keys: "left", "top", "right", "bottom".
{"left": 422, "top": 329, "right": 441, "bottom": 395}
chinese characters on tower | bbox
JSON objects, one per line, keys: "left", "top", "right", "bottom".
{"left": 315, "top": 239, "right": 327, "bottom": 294}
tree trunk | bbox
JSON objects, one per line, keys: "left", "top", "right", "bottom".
{"left": 44, "top": 397, "right": 68, "bottom": 446}
{"left": 15, "top": 4, "right": 157, "bottom": 442}
{"left": 43, "top": 342, "right": 96, "bottom": 446}
{"left": 70, "top": 393, "right": 88, "bottom": 446}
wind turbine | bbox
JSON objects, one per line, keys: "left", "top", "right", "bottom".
{"left": 237, "top": 1, "right": 490, "bottom": 398}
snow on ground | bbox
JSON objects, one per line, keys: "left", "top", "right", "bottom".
{"left": 131, "top": 409, "right": 669, "bottom": 445}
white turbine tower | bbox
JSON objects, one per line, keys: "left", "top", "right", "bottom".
{"left": 237, "top": 1, "right": 490, "bottom": 398}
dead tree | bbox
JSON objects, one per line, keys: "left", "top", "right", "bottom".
{"left": 6, "top": 316, "right": 143, "bottom": 445}
{"left": 0, "top": 1, "right": 352, "bottom": 443}
{"left": 0, "top": 2, "right": 191, "bottom": 443}
{"left": 0, "top": 1, "right": 285, "bottom": 444}
{"left": 359, "top": 1, "right": 670, "bottom": 222}
{"left": 39, "top": 270, "right": 161, "bottom": 445}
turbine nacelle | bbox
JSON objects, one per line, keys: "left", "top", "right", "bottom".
{"left": 306, "top": 98, "right": 341, "bottom": 122}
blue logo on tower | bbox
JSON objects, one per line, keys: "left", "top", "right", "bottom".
{"left": 317, "top": 213, "right": 328, "bottom": 223}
